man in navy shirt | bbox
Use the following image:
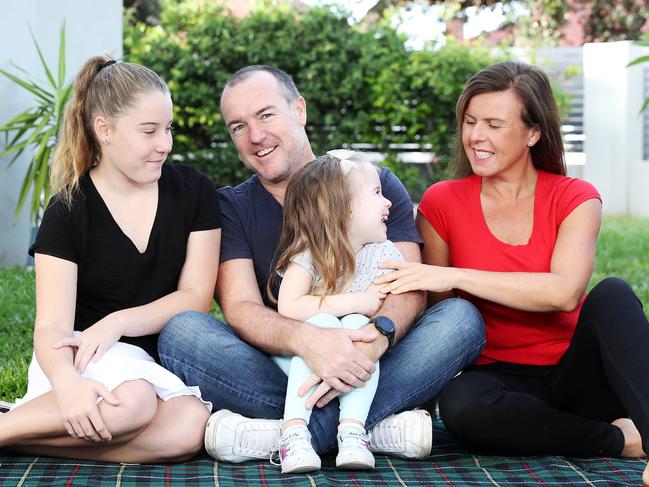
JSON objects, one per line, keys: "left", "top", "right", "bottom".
{"left": 159, "top": 65, "right": 485, "bottom": 462}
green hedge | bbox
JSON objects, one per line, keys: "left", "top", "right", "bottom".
{"left": 124, "top": 1, "right": 501, "bottom": 197}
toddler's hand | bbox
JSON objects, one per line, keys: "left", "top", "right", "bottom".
{"left": 352, "top": 289, "right": 386, "bottom": 316}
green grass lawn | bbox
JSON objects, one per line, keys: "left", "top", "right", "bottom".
{"left": 1, "top": 215, "right": 647, "bottom": 402}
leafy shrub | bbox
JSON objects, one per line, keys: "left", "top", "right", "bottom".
{"left": 124, "top": 1, "right": 499, "bottom": 198}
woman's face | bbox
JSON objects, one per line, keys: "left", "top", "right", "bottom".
{"left": 100, "top": 90, "right": 173, "bottom": 185}
{"left": 461, "top": 90, "right": 539, "bottom": 178}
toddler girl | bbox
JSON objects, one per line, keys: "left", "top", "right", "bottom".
{"left": 269, "top": 150, "right": 402, "bottom": 473}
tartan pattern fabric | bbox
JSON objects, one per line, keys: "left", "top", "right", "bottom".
{"left": 0, "top": 420, "right": 645, "bottom": 486}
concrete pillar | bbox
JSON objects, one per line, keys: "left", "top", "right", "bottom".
{"left": 583, "top": 41, "right": 649, "bottom": 216}
{"left": 0, "top": 0, "right": 122, "bottom": 266}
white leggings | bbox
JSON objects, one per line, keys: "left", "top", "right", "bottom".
{"left": 272, "top": 312, "right": 380, "bottom": 425}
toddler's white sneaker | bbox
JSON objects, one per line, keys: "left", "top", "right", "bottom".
{"left": 274, "top": 424, "right": 321, "bottom": 474}
{"left": 336, "top": 423, "right": 375, "bottom": 469}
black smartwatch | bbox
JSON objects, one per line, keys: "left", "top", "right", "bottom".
{"left": 370, "top": 315, "right": 395, "bottom": 350}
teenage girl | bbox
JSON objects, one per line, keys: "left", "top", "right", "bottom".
{"left": 0, "top": 55, "right": 221, "bottom": 463}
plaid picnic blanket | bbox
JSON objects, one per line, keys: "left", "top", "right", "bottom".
{"left": 0, "top": 420, "right": 645, "bottom": 486}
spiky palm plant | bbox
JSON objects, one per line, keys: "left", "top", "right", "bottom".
{"left": 0, "top": 24, "right": 72, "bottom": 225}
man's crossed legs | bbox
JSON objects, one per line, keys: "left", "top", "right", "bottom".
{"left": 158, "top": 298, "right": 485, "bottom": 460}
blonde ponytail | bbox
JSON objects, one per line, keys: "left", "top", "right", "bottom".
{"left": 51, "top": 55, "right": 108, "bottom": 205}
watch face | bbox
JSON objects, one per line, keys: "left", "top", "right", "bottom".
{"left": 375, "top": 316, "right": 395, "bottom": 333}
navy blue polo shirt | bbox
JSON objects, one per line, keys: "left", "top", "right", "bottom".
{"left": 218, "top": 166, "right": 421, "bottom": 307}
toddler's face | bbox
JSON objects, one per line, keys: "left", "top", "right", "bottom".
{"left": 348, "top": 165, "right": 392, "bottom": 250}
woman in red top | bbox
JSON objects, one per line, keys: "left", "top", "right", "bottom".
{"left": 376, "top": 62, "right": 649, "bottom": 486}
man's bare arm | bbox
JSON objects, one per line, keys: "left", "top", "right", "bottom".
{"left": 216, "top": 259, "right": 302, "bottom": 354}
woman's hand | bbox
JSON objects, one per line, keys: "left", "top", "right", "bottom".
{"left": 375, "top": 261, "right": 458, "bottom": 294}
{"left": 55, "top": 377, "right": 120, "bottom": 442}
{"left": 53, "top": 313, "right": 125, "bottom": 373}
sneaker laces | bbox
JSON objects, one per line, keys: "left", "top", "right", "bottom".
{"left": 369, "top": 421, "right": 402, "bottom": 451}
{"left": 271, "top": 427, "right": 314, "bottom": 467}
{"left": 234, "top": 425, "right": 278, "bottom": 457}
{"left": 339, "top": 426, "right": 370, "bottom": 448}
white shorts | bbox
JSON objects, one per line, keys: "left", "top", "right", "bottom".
{"left": 13, "top": 335, "right": 212, "bottom": 412}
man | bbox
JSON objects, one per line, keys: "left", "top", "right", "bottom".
{"left": 158, "top": 65, "right": 485, "bottom": 463}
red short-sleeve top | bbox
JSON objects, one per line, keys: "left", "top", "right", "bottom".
{"left": 418, "top": 170, "right": 601, "bottom": 365}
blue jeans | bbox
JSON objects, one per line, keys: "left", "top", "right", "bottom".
{"left": 158, "top": 298, "right": 485, "bottom": 453}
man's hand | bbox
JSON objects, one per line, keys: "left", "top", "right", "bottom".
{"left": 298, "top": 325, "right": 379, "bottom": 393}
{"left": 299, "top": 375, "right": 336, "bottom": 410}
{"left": 298, "top": 322, "right": 388, "bottom": 409}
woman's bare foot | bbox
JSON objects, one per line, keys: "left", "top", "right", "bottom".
{"left": 612, "top": 418, "right": 645, "bottom": 458}
{"left": 643, "top": 462, "right": 649, "bottom": 487}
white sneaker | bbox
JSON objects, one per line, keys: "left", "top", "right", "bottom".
{"left": 336, "top": 423, "right": 375, "bottom": 469}
{"left": 369, "top": 409, "right": 432, "bottom": 459}
{"left": 273, "top": 425, "right": 321, "bottom": 474}
{"left": 204, "top": 409, "right": 281, "bottom": 463}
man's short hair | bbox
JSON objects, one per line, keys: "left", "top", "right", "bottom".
{"left": 223, "top": 65, "right": 300, "bottom": 104}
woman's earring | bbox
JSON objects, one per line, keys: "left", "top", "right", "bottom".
{"left": 105, "top": 139, "right": 110, "bottom": 145}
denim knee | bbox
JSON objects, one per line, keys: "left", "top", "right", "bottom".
{"left": 158, "top": 310, "right": 232, "bottom": 375}
{"left": 159, "top": 311, "right": 224, "bottom": 356}
{"left": 447, "top": 298, "right": 485, "bottom": 344}
{"left": 419, "top": 298, "right": 485, "bottom": 352}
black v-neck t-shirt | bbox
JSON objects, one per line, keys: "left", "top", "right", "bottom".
{"left": 29, "top": 164, "right": 221, "bottom": 361}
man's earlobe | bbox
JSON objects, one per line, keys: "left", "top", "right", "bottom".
{"left": 295, "top": 97, "right": 307, "bottom": 124}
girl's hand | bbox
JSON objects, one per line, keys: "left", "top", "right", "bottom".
{"left": 53, "top": 313, "right": 125, "bottom": 373}
{"left": 375, "top": 261, "right": 457, "bottom": 294}
{"left": 352, "top": 289, "right": 386, "bottom": 316}
{"left": 55, "top": 377, "right": 120, "bottom": 442}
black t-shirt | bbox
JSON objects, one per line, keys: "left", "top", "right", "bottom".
{"left": 29, "top": 164, "right": 221, "bottom": 361}
{"left": 218, "top": 167, "right": 422, "bottom": 307}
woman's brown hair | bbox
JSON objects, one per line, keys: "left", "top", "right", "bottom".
{"left": 452, "top": 61, "right": 566, "bottom": 178}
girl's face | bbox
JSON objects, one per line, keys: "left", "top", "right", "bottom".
{"left": 461, "top": 90, "right": 539, "bottom": 177}
{"left": 348, "top": 164, "right": 392, "bottom": 251}
{"left": 99, "top": 90, "right": 173, "bottom": 185}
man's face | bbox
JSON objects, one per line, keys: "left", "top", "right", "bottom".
{"left": 220, "top": 71, "right": 310, "bottom": 184}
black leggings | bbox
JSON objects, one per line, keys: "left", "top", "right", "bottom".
{"left": 438, "top": 277, "right": 649, "bottom": 457}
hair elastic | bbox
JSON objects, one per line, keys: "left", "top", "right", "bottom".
{"left": 97, "top": 59, "right": 117, "bottom": 72}
{"left": 327, "top": 149, "right": 358, "bottom": 174}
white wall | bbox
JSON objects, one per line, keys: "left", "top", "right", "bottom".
{"left": 583, "top": 41, "right": 649, "bottom": 217}
{"left": 0, "top": 0, "right": 122, "bottom": 266}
